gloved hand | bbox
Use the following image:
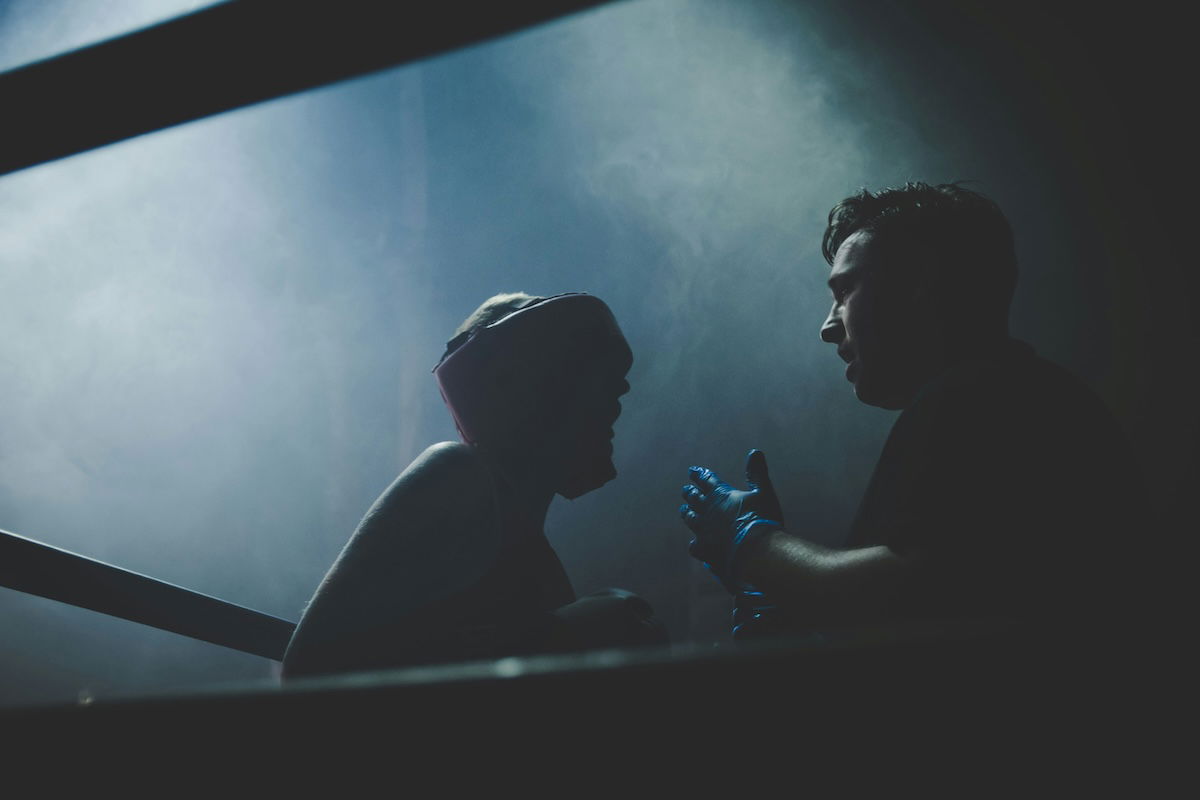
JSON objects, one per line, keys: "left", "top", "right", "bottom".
{"left": 731, "top": 588, "right": 783, "bottom": 640}
{"left": 550, "top": 588, "right": 668, "bottom": 650}
{"left": 679, "top": 449, "right": 785, "bottom": 589}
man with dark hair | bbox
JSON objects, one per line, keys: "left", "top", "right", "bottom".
{"left": 283, "top": 292, "right": 665, "bottom": 679}
{"left": 680, "top": 183, "right": 1148, "bottom": 642}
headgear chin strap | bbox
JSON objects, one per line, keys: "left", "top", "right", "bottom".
{"left": 432, "top": 293, "right": 629, "bottom": 447}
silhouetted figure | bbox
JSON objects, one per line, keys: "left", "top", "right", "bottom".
{"left": 680, "top": 183, "right": 1149, "bottom": 646}
{"left": 283, "top": 293, "right": 665, "bottom": 679}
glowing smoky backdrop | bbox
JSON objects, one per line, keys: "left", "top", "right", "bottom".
{"left": 0, "top": 0, "right": 1189, "bottom": 707}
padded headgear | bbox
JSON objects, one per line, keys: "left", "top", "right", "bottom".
{"left": 432, "top": 293, "right": 630, "bottom": 447}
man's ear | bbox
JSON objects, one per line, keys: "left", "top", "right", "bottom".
{"left": 908, "top": 283, "right": 944, "bottom": 329}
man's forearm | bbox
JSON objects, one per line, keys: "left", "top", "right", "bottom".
{"left": 736, "top": 529, "right": 921, "bottom": 626}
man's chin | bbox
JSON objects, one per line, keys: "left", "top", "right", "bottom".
{"left": 557, "top": 458, "right": 617, "bottom": 500}
{"left": 854, "top": 380, "right": 910, "bottom": 411}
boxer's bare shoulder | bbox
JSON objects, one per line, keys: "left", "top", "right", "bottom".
{"left": 357, "top": 442, "right": 495, "bottom": 535}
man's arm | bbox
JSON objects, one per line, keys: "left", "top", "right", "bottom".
{"left": 734, "top": 528, "right": 925, "bottom": 627}
{"left": 680, "top": 453, "right": 931, "bottom": 629}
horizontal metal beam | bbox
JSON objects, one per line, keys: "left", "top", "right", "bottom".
{"left": 0, "top": 0, "right": 612, "bottom": 176}
{"left": 0, "top": 528, "right": 295, "bottom": 660}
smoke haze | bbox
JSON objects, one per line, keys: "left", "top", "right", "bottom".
{"left": 1, "top": 0, "right": 1186, "bottom": 707}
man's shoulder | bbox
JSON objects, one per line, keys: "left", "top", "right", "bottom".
{"left": 411, "top": 440, "right": 486, "bottom": 470}
{"left": 359, "top": 441, "right": 497, "bottom": 534}
{"left": 392, "top": 441, "right": 492, "bottom": 492}
{"left": 890, "top": 340, "right": 1144, "bottom": 507}
{"left": 909, "top": 339, "right": 1106, "bottom": 424}
{"left": 885, "top": 338, "right": 1135, "bottom": 485}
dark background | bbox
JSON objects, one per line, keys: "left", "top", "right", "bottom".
{"left": 0, "top": 0, "right": 1193, "bottom": 708}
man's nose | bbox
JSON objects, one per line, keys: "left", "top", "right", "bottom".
{"left": 820, "top": 306, "right": 843, "bottom": 344}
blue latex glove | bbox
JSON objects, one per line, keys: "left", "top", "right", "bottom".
{"left": 679, "top": 449, "right": 784, "bottom": 590}
{"left": 731, "top": 588, "right": 784, "bottom": 640}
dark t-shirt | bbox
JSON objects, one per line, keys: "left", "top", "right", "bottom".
{"left": 848, "top": 339, "right": 1149, "bottom": 628}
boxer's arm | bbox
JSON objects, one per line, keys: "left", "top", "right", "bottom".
{"left": 282, "top": 442, "right": 500, "bottom": 678}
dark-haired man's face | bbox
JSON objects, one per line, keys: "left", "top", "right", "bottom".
{"left": 820, "top": 230, "right": 939, "bottom": 410}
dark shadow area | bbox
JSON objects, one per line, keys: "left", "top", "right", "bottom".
{"left": 0, "top": 0, "right": 1192, "bottom": 730}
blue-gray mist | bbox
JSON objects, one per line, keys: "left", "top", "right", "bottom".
{"left": 0, "top": 0, "right": 1182, "bottom": 707}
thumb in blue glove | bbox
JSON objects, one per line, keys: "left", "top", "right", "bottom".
{"left": 734, "top": 450, "right": 787, "bottom": 631}
{"left": 743, "top": 449, "right": 784, "bottom": 526}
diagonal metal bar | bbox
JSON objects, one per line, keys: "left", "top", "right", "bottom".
{"left": 0, "top": 528, "right": 296, "bottom": 660}
{"left": 0, "top": 0, "right": 613, "bottom": 176}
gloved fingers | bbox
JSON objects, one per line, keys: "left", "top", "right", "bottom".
{"left": 679, "top": 503, "right": 702, "bottom": 534}
{"left": 688, "top": 465, "right": 728, "bottom": 495}
{"left": 680, "top": 484, "right": 708, "bottom": 507}
{"left": 598, "top": 588, "right": 653, "bottom": 618}
{"left": 636, "top": 616, "right": 670, "bottom": 646}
